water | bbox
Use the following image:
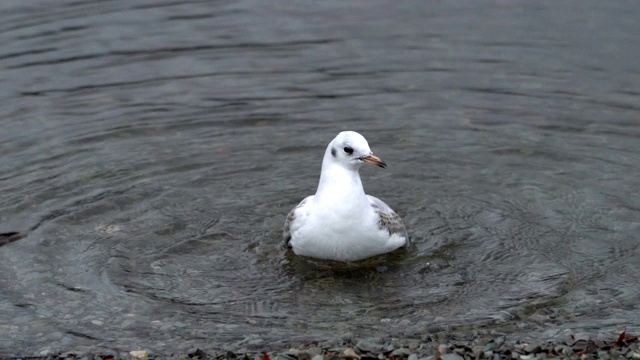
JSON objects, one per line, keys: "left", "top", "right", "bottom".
{"left": 1, "top": 0, "right": 640, "bottom": 356}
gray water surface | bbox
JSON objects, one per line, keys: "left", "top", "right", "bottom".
{"left": 1, "top": 0, "right": 640, "bottom": 356}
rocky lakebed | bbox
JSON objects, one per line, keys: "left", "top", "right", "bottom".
{"left": 6, "top": 330, "right": 639, "bottom": 360}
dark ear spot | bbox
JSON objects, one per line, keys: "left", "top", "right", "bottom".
{"left": 331, "top": 147, "right": 337, "bottom": 157}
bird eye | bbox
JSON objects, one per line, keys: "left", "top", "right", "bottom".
{"left": 343, "top": 146, "right": 353, "bottom": 155}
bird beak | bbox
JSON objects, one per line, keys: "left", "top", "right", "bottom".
{"left": 361, "top": 154, "right": 387, "bottom": 168}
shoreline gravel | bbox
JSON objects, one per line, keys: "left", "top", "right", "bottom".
{"left": 3, "top": 330, "right": 638, "bottom": 360}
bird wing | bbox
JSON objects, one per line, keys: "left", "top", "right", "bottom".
{"left": 283, "top": 195, "right": 313, "bottom": 247}
{"left": 367, "top": 195, "right": 409, "bottom": 246}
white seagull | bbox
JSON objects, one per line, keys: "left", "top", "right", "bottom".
{"left": 283, "top": 131, "right": 409, "bottom": 262}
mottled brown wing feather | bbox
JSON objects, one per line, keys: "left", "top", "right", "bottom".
{"left": 283, "top": 196, "right": 311, "bottom": 247}
{"left": 368, "top": 196, "right": 410, "bottom": 247}
{"left": 282, "top": 208, "right": 296, "bottom": 247}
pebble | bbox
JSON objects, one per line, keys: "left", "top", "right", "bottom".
{"left": 356, "top": 339, "right": 383, "bottom": 353}
{"left": 573, "top": 332, "right": 591, "bottom": 342}
{"left": 6, "top": 331, "right": 640, "bottom": 360}
{"left": 555, "top": 344, "right": 573, "bottom": 356}
{"left": 439, "top": 354, "right": 464, "bottom": 360}
{"left": 390, "top": 347, "right": 411, "bottom": 357}
{"left": 342, "top": 347, "right": 360, "bottom": 359}
{"left": 247, "top": 339, "right": 267, "bottom": 349}
{"left": 129, "top": 350, "right": 148, "bottom": 359}
{"left": 522, "top": 343, "right": 541, "bottom": 354}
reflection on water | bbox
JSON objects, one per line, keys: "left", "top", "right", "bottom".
{"left": 1, "top": 0, "right": 640, "bottom": 356}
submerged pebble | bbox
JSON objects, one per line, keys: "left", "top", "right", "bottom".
{"left": 356, "top": 339, "right": 383, "bottom": 353}
{"left": 8, "top": 330, "right": 639, "bottom": 360}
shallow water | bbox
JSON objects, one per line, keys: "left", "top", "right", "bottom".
{"left": 1, "top": 0, "right": 640, "bottom": 356}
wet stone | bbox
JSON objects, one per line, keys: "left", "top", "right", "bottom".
{"left": 247, "top": 339, "right": 266, "bottom": 350}
{"left": 439, "top": 354, "right": 464, "bottom": 360}
{"left": 39, "top": 348, "right": 54, "bottom": 356}
{"left": 554, "top": 345, "right": 572, "bottom": 356}
{"left": 356, "top": 339, "right": 384, "bottom": 353}
{"left": 390, "top": 348, "right": 411, "bottom": 357}
{"left": 407, "top": 354, "right": 418, "bottom": 360}
{"left": 341, "top": 333, "right": 355, "bottom": 343}
{"left": 311, "top": 356, "right": 324, "bottom": 360}
{"left": 321, "top": 341, "right": 340, "bottom": 349}
{"left": 417, "top": 344, "right": 434, "bottom": 356}
{"left": 573, "top": 333, "right": 591, "bottom": 342}
{"left": 452, "top": 347, "right": 466, "bottom": 356}
{"left": 522, "top": 343, "right": 542, "bottom": 354}
{"left": 474, "top": 337, "right": 492, "bottom": 347}
{"left": 342, "top": 347, "right": 360, "bottom": 359}
{"left": 307, "top": 348, "right": 322, "bottom": 356}
{"left": 484, "top": 341, "right": 498, "bottom": 352}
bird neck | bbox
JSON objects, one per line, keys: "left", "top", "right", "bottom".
{"left": 315, "top": 161, "right": 366, "bottom": 203}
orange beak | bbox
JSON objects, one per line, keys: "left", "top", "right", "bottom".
{"left": 361, "top": 154, "right": 387, "bottom": 168}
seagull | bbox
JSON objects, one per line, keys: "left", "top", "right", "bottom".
{"left": 283, "top": 131, "right": 409, "bottom": 262}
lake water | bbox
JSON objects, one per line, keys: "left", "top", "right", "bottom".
{"left": 1, "top": 0, "right": 639, "bottom": 357}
